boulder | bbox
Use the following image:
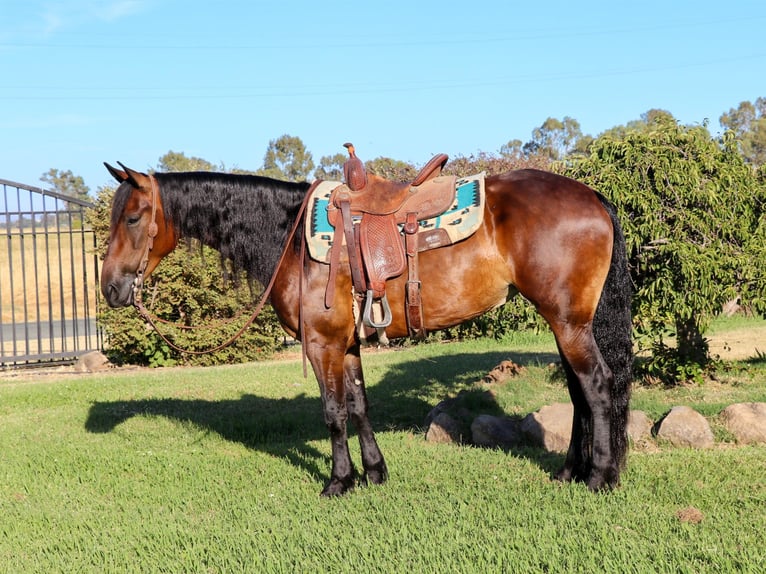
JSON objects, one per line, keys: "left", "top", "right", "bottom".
{"left": 520, "top": 403, "right": 573, "bottom": 453}
{"left": 471, "top": 414, "right": 521, "bottom": 449}
{"left": 654, "top": 406, "right": 714, "bottom": 448}
{"left": 719, "top": 402, "right": 766, "bottom": 444}
{"left": 627, "top": 410, "right": 654, "bottom": 443}
{"left": 425, "top": 412, "right": 462, "bottom": 444}
{"left": 73, "top": 351, "right": 110, "bottom": 373}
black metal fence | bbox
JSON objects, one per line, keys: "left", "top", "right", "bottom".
{"left": 1, "top": 178, "right": 101, "bottom": 366}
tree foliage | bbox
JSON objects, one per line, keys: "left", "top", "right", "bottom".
{"left": 523, "top": 116, "right": 589, "bottom": 160}
{"left": 157, "top": 150, "right": 219, "bottom": 173}
{"left": 598, "top": 109, "right": 677, "bottom": 141}
{"left": 444, "top": 151, "right": 553, "bottom": 177}
{"left": 567, "top": 118, "right": 766, "bottom": 383}
{"left": 95, "top": 243, "right": 282, "bottom": 367}
{"left": 258, "top": 134, "right": 314, "bottom": 181}
{"left": 40, "top": 168, "right": 90, "bottom": 202}
{"left": 720, "top": 98, "right": 766, "bottom": 166}
{"left": 314, "top": 152, "right": 347, "bottom": 181}
{"left": 364, "top": 156, "right": 418, "bottom": 181}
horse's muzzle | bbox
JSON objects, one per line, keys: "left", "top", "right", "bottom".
{"left": 102, "top": 277, "right": 135, "bottom": 308}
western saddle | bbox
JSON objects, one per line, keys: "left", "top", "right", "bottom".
{"left": 326, "top": 143, "right": 456, "bottom": 338}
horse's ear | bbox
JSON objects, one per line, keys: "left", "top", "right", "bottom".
{"left": 104, "top": 162, "right": 128, "bottom": 183}
{"left": 116, "top": 162, "right": 148, "bottom": 189}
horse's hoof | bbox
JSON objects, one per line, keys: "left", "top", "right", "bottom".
{"left": 363, "top": 464, "right": 388, "bottom": 486}
{"left": 320, "top": 477, "right": 355, "bottom": 497}
{"left": 586, "top": 468, "right": 620, "bottom": 492}
{"left": 553, "top": 467, "right": 574, "bottom": 483}
{"left": 554, "top": 465, "right": 590, "bottom": 483}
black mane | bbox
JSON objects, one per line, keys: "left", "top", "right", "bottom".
{"left": 118, "top": 172, "right": 310, "bottom": 286}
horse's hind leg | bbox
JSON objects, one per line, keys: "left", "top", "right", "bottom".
{"left": 555, "top": 351, "right": 593, "bottom": 483}
{"left": 344, "top": 344, "right": 388, "bottom": 486}
{"left": 552, "top": 324, "right": 619, "bottom": 490}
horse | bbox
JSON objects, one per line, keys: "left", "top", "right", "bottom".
{"left": 100, "top": 160, "right": 632, "bottom": 496}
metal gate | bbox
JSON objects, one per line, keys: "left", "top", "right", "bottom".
{"left": 1, "top": 178, "right": 101, "bottom": 366}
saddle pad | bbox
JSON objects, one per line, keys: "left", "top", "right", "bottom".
{"left": 305, "top": 173, "right": 485, "bottom": 262}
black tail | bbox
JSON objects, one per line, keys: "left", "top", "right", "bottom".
{"left": 593, "top": 194, "right": 633, "bottom": 469}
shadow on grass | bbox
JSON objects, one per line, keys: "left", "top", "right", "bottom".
{"left": 85, "top": 349, "right": 563, "bottom": 486}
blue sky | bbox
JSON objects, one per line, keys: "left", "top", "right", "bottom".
{"left": 2, "top": 0, "right": 765, "bottom": 194}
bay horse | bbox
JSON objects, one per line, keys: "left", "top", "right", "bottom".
{"left": 100, "top": 161, "right": 632, "bottom": 496}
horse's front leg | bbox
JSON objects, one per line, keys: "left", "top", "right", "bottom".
{"left": 308, "top": 342, "right": 357, "bottom": 497}
{"left": 344, "top": 343, "right": 388, "bottom": 486}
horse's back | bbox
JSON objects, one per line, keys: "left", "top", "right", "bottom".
{"left": 488, "top": 168, "right": 603, "bottom": 206}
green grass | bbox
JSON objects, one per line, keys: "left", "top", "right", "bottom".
{"left": 1, "top": 331, "right": 765, "bottom": 573}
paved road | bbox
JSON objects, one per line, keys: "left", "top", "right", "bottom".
{"left": 1, "top": 318, "right": 97, "bottom": 341}
{"left": 1, "top": 319, "right": 100, "bottom": 363}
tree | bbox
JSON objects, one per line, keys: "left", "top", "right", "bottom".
{"left": 40, "top": 168, "right": 90, "bottom": 202}
{"left": 567, "top": 118, "right": 766, "bottom": 384}
{"left": 364, "top": 156, "right": 417, "bottom": 181}
{"left": 157, "top": 150, "right": 218, "bottom": 173}
{"left": 499, "top": 139, "right": 523, "bottom": 159}
{"left": 314, "top": 152, "right": 347, "bottom": 181}
{"left": 522, "top": 116, "right": 588, "bottom": 160}
{"left": 720, "top": 98, "right": 766, "bottom": 166}
{"left": 599, "top": 109, "right": 677, "bottom": 141}
{"left": 444, "top": 151, "right": 552, "bottom": 177}
{"left": 258, "top": 134, "right": 314, "bottom": 182}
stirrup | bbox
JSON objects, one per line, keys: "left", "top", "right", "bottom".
{"left": 362, "top": 290, "right": 392, "bottom": 328}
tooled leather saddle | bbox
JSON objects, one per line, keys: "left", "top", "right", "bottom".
{"left": 325, "top": 143, "right": 456, "bottom": 339}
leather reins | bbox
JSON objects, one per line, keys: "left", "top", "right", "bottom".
{"left": 131, "top": 175, "right": 318, "bottom": 373}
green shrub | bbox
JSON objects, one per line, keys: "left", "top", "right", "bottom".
{"left": 437, "top": 295, "right": 549, "bottom": 341}
{"left": 97, "top": 244, "right": 284, "bottom": 367}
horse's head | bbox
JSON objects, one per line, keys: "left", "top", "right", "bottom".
{"left": 100, "top": 163, "right": 178, "bottom": 308}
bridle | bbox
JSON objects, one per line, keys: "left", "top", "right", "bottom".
{"left": 131, "top": 173, "right": 160, "bottom": 302}
{"left": 129, "top": 174, "right": 318, "bottom": 370}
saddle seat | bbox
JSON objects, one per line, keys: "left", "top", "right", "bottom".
{"left": 329, "top": 151, "right": 456, "bottom": 224}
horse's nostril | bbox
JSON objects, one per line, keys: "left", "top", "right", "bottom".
{"left": 104, "top": 282, "right": 127, "bottom": 308}
{"left": 105, "top": 284, "right": 117, "bottom": 306}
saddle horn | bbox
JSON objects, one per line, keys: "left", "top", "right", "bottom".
{"left": 343, "top": 142, "right": 367, "bottom": 191}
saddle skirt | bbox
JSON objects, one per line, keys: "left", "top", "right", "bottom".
{"left": 305, "top": 172, "right": 486, "bottom": 263}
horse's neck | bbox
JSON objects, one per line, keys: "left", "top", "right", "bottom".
{"left": 158, "top": 173, "right": 307, "bottom": 285}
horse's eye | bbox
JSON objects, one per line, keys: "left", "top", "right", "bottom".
{"left": 126, "top": 215, "right": 141, "bottom": 227}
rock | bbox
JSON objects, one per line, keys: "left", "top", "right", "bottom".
{"left": 482, "top": 360, "right": 526, "bottom": 384}
{"left": 73, "top": 351, "right": 110, "bottom": 373}
{"left": 520, "top": 402, "right": 573, "bottom": 453}
{"left": 471, "top": 414, "right": 521, "bottom": 449}
{"left": 424, "top": 396, "right": 457, "bottom": 430}
{"left": 654, "top": 406, "right": 714, "bottom": 448}
{"left": 425, "top": 412, "right": 462, "bottom": 444}
{"left": 719, "top": 402, "right": 766, "bottom": 444}
{"left": 627, "top": 410, "right": 654, "bottom": 443}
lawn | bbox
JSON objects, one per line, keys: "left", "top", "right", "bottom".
{"left": 1, "top": 328, "right": 765, "bottom": 573}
